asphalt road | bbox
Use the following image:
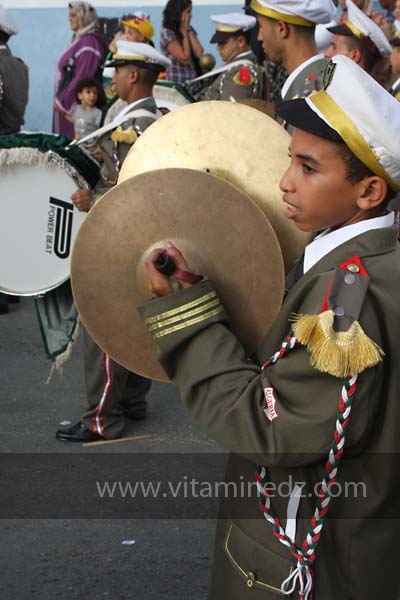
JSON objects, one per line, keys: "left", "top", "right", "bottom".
{"left": 0, "top": 298, "right": 226, "bottom": 600}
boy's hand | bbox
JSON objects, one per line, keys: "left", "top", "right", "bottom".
{"left": 145, "top": 242, "right": 193, "bottom": 297}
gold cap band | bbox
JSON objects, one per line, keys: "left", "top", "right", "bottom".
{"left": 345, "top": 19, "right": 364, "bottom": 39}
{"left": 309, "top": 90, "right": 400, "bottom": 191}
{"left": 250, "top": 0, "right": 315, "bottom": 27}
{"left": 215, "top": 25, "right": 241, "bottom": 32}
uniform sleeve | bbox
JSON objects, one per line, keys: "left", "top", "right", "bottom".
{"left": 138, "top": 278, "right": 384, "bottom": 466}
{"left": 55, "top": 36, "right": 104, "bottom": 113}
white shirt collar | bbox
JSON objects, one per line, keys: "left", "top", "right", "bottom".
{"left": 303, "top": 212, "right": 395, "bottom": 274}
{"left": 281, "top": 54, "right": 324, "bottom": 100}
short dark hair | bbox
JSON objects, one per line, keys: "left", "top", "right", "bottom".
{"left": 335, "top": 141, "right": 395, "bottom": 206}
{"left": 126, "top": 64, "right": 158, "bottom": 87}
{"left": 344, "top": 35, "right": 379, "bottom": 74}
{"left": 74, "top": 77, "right": 100, "bottom": 102}
{"left": 0, "top": 30, "right": 10, "bottom": 44}
{"left": 231, "top": 29, "right": 252, "bottom": 45}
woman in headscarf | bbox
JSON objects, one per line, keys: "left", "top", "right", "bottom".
{"left": 53, "top": 2, "right": 107, "bottom": 138}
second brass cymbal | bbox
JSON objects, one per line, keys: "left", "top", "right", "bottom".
{"left": 118, "top": 101, "right": 307, "bottom": 273}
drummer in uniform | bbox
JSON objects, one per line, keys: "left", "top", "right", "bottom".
{"left": 325, "top": 0, "right": 392, "bottom": 75}
{"left": 0, "top": 4, "right": 28, "bottom": 314}
{"left": 56, "top": 41, "right": 171, "bottom": 442}
{"left": 251, "top": 0, "right": 336, "bottom": 105}
{"left": 202, "top": 13, "right": 263, "bottom": 101}
{"left": 140, "top": 55, "right": 400, "bottom": 599}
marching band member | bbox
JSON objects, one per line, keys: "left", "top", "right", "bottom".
{"left": 56, "top": 42, "right": 170, "bottom": 442}
{"left": 140, "top": 55, "right": 400, "bottom": 599}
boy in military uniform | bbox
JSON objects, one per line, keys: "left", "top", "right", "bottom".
{"left": 140, "top": 55, "right": 400, "bottom": 599}
{"left": 252, "top": 0, "right": 335, "bottom": 102}
{"left": 201, "top": 13, "right": 263, "bottom": 101}
{"left": 56, "top": 42, "right": 170, "bottom": 442}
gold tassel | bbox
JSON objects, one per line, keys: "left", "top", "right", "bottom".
{"left": 291, "top": 310, "right": 384, "bottom": 378}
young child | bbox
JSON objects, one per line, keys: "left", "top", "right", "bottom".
{"left": 70, "top": 77, "right": 102, "bottom": 141}
{"left": 141, "top": 55, "right": 400, "bottom": 599}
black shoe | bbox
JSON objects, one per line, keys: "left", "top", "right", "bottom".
{"left": 56, "top": 421, "right": 103, "bottom": 442}
{"left": 0, "top": 304, "right": 8, "bottom": 315}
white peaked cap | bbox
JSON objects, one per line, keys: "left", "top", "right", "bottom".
{"left": 0, "top": 4, "right": 19, "bottom": 36}
{"left": 328, "top": 0, "right": 392, "bottom": 57}
{"left": 210, "top": 13, "right": 256, "bottom": 32}
{"left": 111, "top": 41, "right": 171, "bottom": 70}
{"left": 250, "top": 0, "right": 337, "bottom": 27}
{"left": 315, "top": 20, "right": 336, "bottom": 53}
{"left": 306, "top": 55, "right": 400, "bottom": 189}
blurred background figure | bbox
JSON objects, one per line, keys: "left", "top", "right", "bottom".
{"left": 160, "top": 0, "right": 204, "bottom": 90}
{"left": 53, "top": 1, "right": 107, "bottom": 138}
{"left": 102, "top": 12, "right": 155, "bottom": 124}
{"left": 202, "top": 13, "right": 263, "bottom": 101}
{"left": 68, "top": 77, "right": 102, "bottom": 142}
{"left": 326, "top": 0, "right": 392, "bottom": 81}
{"left": 0, "top": 3, "right": 28, "bottom": 315}
{"left": 315, "top": 20, "right": 336, "bottom": 54}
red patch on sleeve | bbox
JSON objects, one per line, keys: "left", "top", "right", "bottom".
{"left": 239, "top": 66, "right": 250, "bottom": 84}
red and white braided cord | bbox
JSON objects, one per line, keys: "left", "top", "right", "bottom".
{"left": 258, "top": 333, "right": 358, "bottom": 599}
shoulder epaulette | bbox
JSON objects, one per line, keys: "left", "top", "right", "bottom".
{"left": 292, "top": 256, "right": 384, "bottom": 377}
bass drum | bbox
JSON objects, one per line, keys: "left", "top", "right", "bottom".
{"left": 153, "top": 80, "right": 195, "bottom": 113}
{"left": 0, "top": 133, "right": 99, "bottom": 296}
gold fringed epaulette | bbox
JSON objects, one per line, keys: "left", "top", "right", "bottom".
{"left": 111, "top": 125, "right": 138, "bottom": 144}
{"left": 292, "top": 310, "right": 384, "bottom": 378}
{"left": 292, "top": 256, "right": 384, "bottom": 378}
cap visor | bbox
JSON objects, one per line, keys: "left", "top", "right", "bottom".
{"left": 390, "top": 37, "right": 400, "bottom": 46}
{"left": 210, "top": 31, "right": 233, "bottom": 44}
{"left": 326, "top": 24, "right": 352, "bottom": 36}
{"left": 275, "top": 98, "right": 343, "bottom": 142}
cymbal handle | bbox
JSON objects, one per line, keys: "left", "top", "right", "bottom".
{"left": 154, "top": 252, "right": 176, "bottom": 277}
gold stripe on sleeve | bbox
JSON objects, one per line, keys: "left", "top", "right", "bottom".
{"left": 152, "top": 306, "right": 225, "bottom": 339}
{"left": 144, "top": 291, "right": 217, "bottom": 325}
{"left": 148, "top": 297, "right": 221, "bottom": 332}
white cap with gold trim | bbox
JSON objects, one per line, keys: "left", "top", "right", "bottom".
{"left": 327, "top": 0, "right": 392, "bottom": 57}
{"left": 276, "top": 55, "right": 400, "bottom": 191}
{"left": 0, "top": 4, "right": 19, "bottom": 36}
{"left": 210, "top": 12, "right": 256, "bottom": 42}
{"left": 250, "top": 0, "right": 337, "bottom": 27}
{"left": 105, "top": 41, "right": 171, "bottom": 71}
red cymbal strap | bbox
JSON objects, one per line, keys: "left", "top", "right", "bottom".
{"left": 172, "top": 268, "right": 203, "bottom": 285}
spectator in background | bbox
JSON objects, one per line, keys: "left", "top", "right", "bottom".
{"left": 68, "top": 77, "right": 101, "bottom": 142}
{"left": 53, "top": 2, "right": 107, "bottom": 139}
{"left": 0, "top": 4, "right": 28, "bottom": 315}
{"left": 160, "top": 0, "right": 204, "bottom": 88}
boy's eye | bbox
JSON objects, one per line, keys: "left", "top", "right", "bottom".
{"left": 302, "top": 163, "right": 315, "bottom": 174}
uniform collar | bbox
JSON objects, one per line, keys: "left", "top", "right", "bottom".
{"left": 281, "top": 53, "right": 324, "bottom": 99}
{"left": 115, "top": 96, "right": 155, "bottom": 120}
{"left": 304, "top": 212, "right": 395, "bottom": 274}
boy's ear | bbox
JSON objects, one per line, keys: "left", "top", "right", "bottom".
{"left": 356, "top": 176, "right": 388, "bottom": 211}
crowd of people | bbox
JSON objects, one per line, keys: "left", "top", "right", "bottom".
{"left": 3, "top": 0, "right": 400, "bottom": 598}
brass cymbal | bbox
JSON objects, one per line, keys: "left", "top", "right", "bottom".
{"left": 71, "top": 169, "right": 285, "bottom": 381}
{"left": 118, "top": 100, "right": 307, "bottom": 272}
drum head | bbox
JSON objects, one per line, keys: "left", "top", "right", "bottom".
{"left": 71, "top": 169, "right": 285, "bottom": 381}
{"left": 0, "top": 163, "right": 86, "bottom": 296}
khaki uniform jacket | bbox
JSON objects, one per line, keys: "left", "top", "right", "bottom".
{"left": 139, "top": 225, "right": 400, "bottom": 599}
{"left": 95, "top": 97, "right": 159, "bottom": 193}
{"left": 0, "top": 46, "right": 28, "bottom": 135}
{"left": 204, "top": 52, "right": 263, "bottom": 102}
